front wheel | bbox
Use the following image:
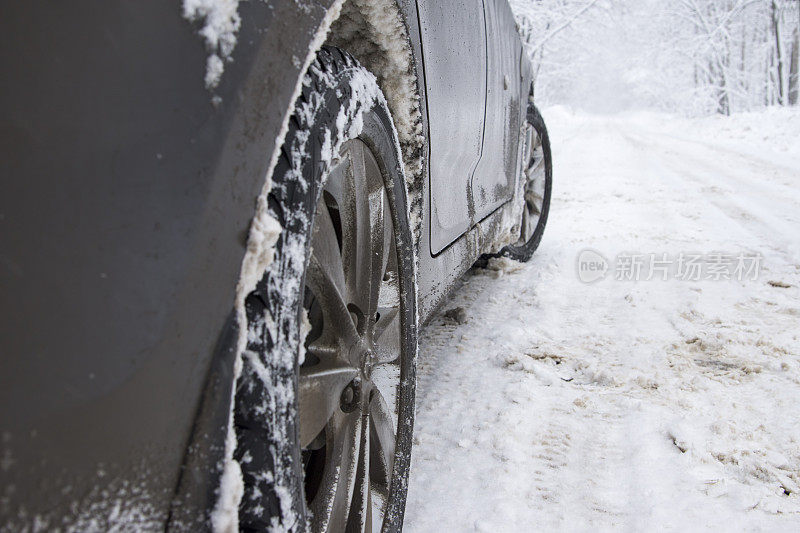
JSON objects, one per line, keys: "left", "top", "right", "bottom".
{"left": 234, "top": 48, "right": 417, "bottom": 532}
{"left": 498, "top": 104, "right": 552, "bottom": 262}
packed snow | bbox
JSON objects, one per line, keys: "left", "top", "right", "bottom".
{"left": 327, "top": 0, "right": 426, "bottom": 237}
{"left": 404, "top": 106, "right": 800, "bottom": 531}
{"left": 182, "top": 0, "right": 242, "bottom": 89}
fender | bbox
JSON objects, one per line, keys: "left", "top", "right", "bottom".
{"left": 0, "top": 0, "right": 352, "bottom": 529}
{"left": 171, "top": 0, "right": 426, "bottom": 529}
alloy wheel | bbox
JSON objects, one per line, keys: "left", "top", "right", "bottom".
{"left": 518, "top": 124, "right": 547, "bottom": 245}
{"left": 299, "top": 139, "right": 402, "bottom": 532}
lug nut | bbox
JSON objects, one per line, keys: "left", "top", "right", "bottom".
{"left": 340, "top": 379, "right": 360, "bottom": 413}
{"left": 341, "top": 386, "right": 354, "bottom": 405}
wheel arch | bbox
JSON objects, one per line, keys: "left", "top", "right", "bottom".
{"left": 326, "top": 0, "right": 426, "bottom": 201}
{"left": 170, "top": 0, "right": 425, "bottom": 528}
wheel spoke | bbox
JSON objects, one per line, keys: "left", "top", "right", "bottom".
{"left": 520, "top": 206, "right": 529, "bottom": 242}
{"left": 529, "top": 129, "right": 541, "bottom": 158}
{"left": 340, "top": 142, "right": 369, "bottom": 316}
{"left": 346, "top": 412, "right": 371, "bottom": 533}
{"left": 526, "top": 154, "right": 544, "bottom": 179}
{"left": 306, "top": 255, "right": 360, "bottom": 352}
{"left": 312, "top": 195, "right": 346, "bottom": 293}
{"left": 338, "top": 142, "right": 387, "bottom": 328}
{"left": 380, "top": 196, "right": 393, "bottom": 285}
{"left": 299, "top": 360, "right": 358, "bottom": 448}
{"left": 324, "top": 156, "right": 348, "bottom": 206}
{"left": 369, "top": 389, "right": 395, "bottom": 492}
{"left": 310, "top": 411, "right": 361, "bottom": 532}
{"left": 525, "top": 189, "right": 542, "bottom": 216}
{"left": 372, "top": 307, "right": 401, "bottom": 364}
{"left": 365, "top": 187, "right": 388, "bottom": 324}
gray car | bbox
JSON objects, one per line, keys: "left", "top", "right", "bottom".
{"left": 0, "top": 0, "right": 552, "bottom": 530}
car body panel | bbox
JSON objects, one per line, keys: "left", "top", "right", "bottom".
{"left": 0, "top": 0, "right": 532, "bottom": 528}
{"left": 0, "top": 0, "right": 339, "bottom": 527}
{"left": 415, "top": 0, "right": 530, "bottom": 320}
{"left": 471, "top": 0, "right": 523, "bottom": 222}
{"left": 418, "top": 0, "right": 487, "bottom": 254}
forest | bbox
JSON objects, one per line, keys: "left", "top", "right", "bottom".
{"left": 510, "top": 0, "right": 800, "bottom": 115}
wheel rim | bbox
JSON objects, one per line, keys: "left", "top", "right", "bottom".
{"left": 299, "top": 139, "right": 402, "bottom": 532}
{"left": 518, "top": 124, "right": 546, "bottom": 245}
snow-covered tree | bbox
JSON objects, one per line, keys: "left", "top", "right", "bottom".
{"left": 508, "top": 0, "right": 800, "bottom": 114}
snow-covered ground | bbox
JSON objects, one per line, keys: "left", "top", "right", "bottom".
{"left": 404, "top": 107, "right": 800, "bottom": 531}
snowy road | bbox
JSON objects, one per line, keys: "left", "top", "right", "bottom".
{"left": 404, "top": 109, "right": 800, "bottom": 531}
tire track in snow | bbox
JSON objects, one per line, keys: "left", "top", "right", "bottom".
{"left": 626, "top": 126, "right": 800, "bottom": 228}
{"left": 621, "top": 128, "right": 800, "bottom": 265}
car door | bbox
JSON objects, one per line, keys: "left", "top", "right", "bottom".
{"left": 417, "top": 0, "right": 487, "bottom": 254}
{"left": 471, "top": 0, "right": 522, "bottom": 222}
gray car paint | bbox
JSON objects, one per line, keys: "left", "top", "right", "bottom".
{"left": 0, "top": 0, "right": 531, "bottom": 528}
{"left": 472, "top": 0, "right": 523, "bottom": 222}
{"left": 420, "top": 0, "right": 487, "bottom": 254}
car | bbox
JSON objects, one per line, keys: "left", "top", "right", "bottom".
{"left": 0, "top": 0, "right": 552, "bottom": 531}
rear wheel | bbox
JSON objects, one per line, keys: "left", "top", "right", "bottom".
{"left": 234, "top": 48, "right": 417, "bottom": 532}
{"left": 498, "top": 104, "right": 552, "bottom": 262}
